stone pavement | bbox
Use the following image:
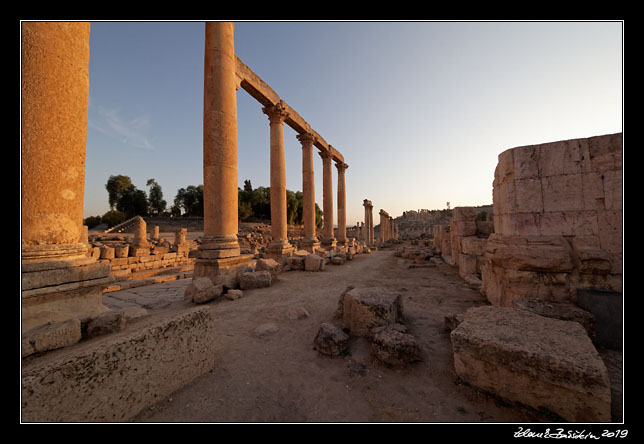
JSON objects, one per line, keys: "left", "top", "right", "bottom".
{"left": 102, "top": 279, "right": 192, "bottom": 312}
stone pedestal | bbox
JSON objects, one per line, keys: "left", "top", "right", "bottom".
{"left": 192, "top": 254, "right": 254, "bottom": 290}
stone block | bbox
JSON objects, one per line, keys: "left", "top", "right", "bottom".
{"left": 331, "top": 255, "right": 345, "bottom": 265}
{"left": 304, "top": 254, "right": 325, "bottom": 272}
{"left": 587, "top": 132, "right": 622, "bottom": 173}
{"left": 452, "top": 207, "right": 478, "bottom": 222}
{"left": 450, "top": 306, "right": 611, "bottom": 422}
{"left": 538, "top": 138, "right": 586, "bottom": 177}
{"left": 485, "top": 233, "right": 575, "bottom": 272}
{"left": 458, "top": 253, "right": 478, "bottom": 275}
{"left": 22, "top": 318, "right": 82, "bottom": 358}
{"left": 342, "top": 287, "right": 403, "bottom": 337}
{"left": 512, "top": 143, "right": 539, "bottom": 179}
{"left": 541, "top": 174, "right": 584, "bottom": 212}
{"left": 452, "top": 220, "right": 477, "bottom": 237}
{"left": 597, "top": 210, "right": 622, "bottom": 254}
{"left": 184, "top": 277, "right": 223, "bottom": 304}
{"left": 313, "top": 323, "right": 350, "bottom": 356}
{"left": 460, "top": 237, "right": 487, "bottom": 256}
{"left": 512, "top": 298, "right": 595, "bottom": 338}
{"left": 100, "top": 246, "right": 115, "bottom": 259}
{"left": 255, "top": 258, "right": 281, "bottom": 279}
{"left": 371, "top": 323, "right": 422, "bottom": 366}
{"left": 285, "top": 255, "right": 305, "bottom": 270}
{"left": 239, "top": 270, "right": 272, "bottom": 290}
{"left": 114, "top": 245, "right": 129, "bottom": 258}
{"left": 129, "top": 247, "right": 149, "bottom": 257}
{"left": 223, "top": 289, "right": 244, "bottom": 300}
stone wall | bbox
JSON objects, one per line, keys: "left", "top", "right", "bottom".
{"left": 482, "top": 133, "right": 622, "bottom": 307}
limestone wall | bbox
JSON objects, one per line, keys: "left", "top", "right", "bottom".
{"left": 482, "top": 133, "right": 622, "bottom": 307}
{"left": 449, "top": 207, "right": 495, "bottom": 279}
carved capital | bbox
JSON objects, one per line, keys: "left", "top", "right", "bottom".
{"left": 262, "top": 101, "right": 289, "bottom": 124}
{"left": 296, "top": 132, "right": 316, "bottom": 147}
{"left": 335, "top": 162, "right": 349, "bottom": 172}
{"left": 318, "top": 149, "right": 333, "bottom": 163}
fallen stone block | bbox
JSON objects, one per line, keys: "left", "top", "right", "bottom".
{"left": 342, "top": 287, "right": 404, "bottom": 337}
{"left": 331, "top": 255, "right": 344, "bottom": 265}
{"left": 255, "top": 258, "right": 281, "bottom": 280}
{"left": 450, "top": 306, "right": 611, "bottom": 422}
{"left": 285, "top": 255, "right": 305, "bottom": 271}
{"left": 184, "top": 277, "right": 223, "bottom": 304}
{"left": 313, "top": 323, "right": 350, "bottom": 356}
{"left": 224, "top": 289, "right": 244, "bottom": 300}
{"left": 304, "top": 254, "right": 325, "bottom": 272}
{"left": 371, "top": 323, "right": 422, "bottom": 366}
{"left": 239, "top": 270, "right": 272, "bottom": 290}
{"left": 512, "top": 298, "right": 595, "bottom": 338}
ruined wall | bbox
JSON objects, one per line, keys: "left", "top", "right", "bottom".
{"left": 449, "top": 207, "right": 495, "bottom": 279}
{"left": 482, "top": 133, "right": 622, "bottom": 307}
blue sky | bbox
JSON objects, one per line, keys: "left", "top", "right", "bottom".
{"left": 84, "top": 21, "right": 622, "bottom": 226}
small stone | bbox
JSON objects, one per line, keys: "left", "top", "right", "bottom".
{"left": 313, "top": 323, "right": 350, "bottom": 356}
{"left": 253, "top": 322, "right": 279, "bottom": 337}
{"left": 255, "top": 258, "right": 281, "bottom": 280}
{"left": 371, "top": 324, "right": 422, "bottom": 366}
{"left": 184, "top": 277, "right": 223, "bottom": 304}
{"left": 286, "top": 306, "right": 309, "bottom": 320}
{"left": 304, "top": 254, "right": 325, "bottom": 272}
{"left": 224, "top": 289, "right": 244, "bottom": 300}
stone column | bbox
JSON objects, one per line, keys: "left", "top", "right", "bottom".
{"left": 363, "top": 199, "right": 374, "bottom": 246}
{"left": 335, "top": 162, "right": 348, "bottom": 246}
{"left": 320, "top": 150, "right": 336, "bottom": 247}
{"left": 263, "top": 101, "right": 295, "bottom": 257}
{"left": 191, "top": 22, "right": 251, "bottom": 292}
{"left": 297, "top": 132, "right": 320, "bottom": 252}
{"left": 21, "top": 22, "right": 111, "bottom": 333}
{"left": 200, "top": 21, "right": 240, "bottom": 260}
{"left": 379, "top": 210, "right": 386, "bottom": 244}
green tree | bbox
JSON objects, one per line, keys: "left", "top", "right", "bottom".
{"left": 105, "top": 175, "right": 133, "bottom": 210}
{"left": 146, "top": 178, "right": 167, "bottom": 216}
{"left": 174, "top": 185, "right": 204, "bottom": 216}
{"left": 101, "top": 209, "right": 127, "bottom": 228}
{"left": 105, "top": 175, "right": 149, "bottom": 219}
{"left": 83, "top": 215, "right": 103, "bottom": 229}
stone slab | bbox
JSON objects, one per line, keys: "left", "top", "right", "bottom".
{"left": 450, "top": 306, "right": 610, "bottom": 422}
{"left": 21, "top": 304, "right": 215, "bottom": 422}
{"left": 342, "top": 287, "right": 403, "bottom": 337}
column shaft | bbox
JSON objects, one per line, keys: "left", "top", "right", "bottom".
{"left": 297, "top": 133, "right": 319, "bottom": 251}
{"left": 320, "top": 150, "right": 336, "bottom": 246}
{"left": 335, "top": 162, "right": 348, "bottom": 245}
{"left": 201, "top": 22, "right": 240, "bottom": 258}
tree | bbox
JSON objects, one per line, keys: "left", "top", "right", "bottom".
{"left": 105, "top": 175, "right": 148, "bottom": 219}
{"left": 101, "top": 209, "right": 126, "bottom": 228}
{"left": 174, "top": 185, "right": 204, "bottom": 216}
{"left": 146, "top": 178, "right": 167, "bottom": 216}
{"left": 105, "top": 175, "right": 133, "bottom": 210}
{"left": 243, "top": 179, "right": 253, "bottom": 192}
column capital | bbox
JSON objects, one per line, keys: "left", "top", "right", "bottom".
{"left": 296, "top": 132, "right": 316, "bottom": 146}
{"left": 319, "top": 149, "right": 333, "bottom": 163}
{"left": 262, "top": 101, "right": 289, "bottom": 124}
{"left": 335, "top": 161, "right": 349, "bottom": 172}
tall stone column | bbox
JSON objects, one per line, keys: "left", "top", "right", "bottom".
{"left": 200, "top": 21, "right": 240, "bottom": 260}
{"left": 379, "top": 210, "right": 386, "bottom": 244}
{"left": 297, "top": 132, "right": 320, "bottom": 252}
{"left": 335, "top": 162, "right": 348, "bottom": 246}
{"left": 263, "top": 101, "right": 294, "bottom": 257}
{"left": 363, "top": 199, "right": 374, "bottom": 246}
{"left": 191, "top": 22, "right": 251, "bottom": 291}
{"left": 21, "top": 22, "right": 111, "bottom": 333}
{"left": 320, "top": 150, "right": 336, "bottom": 247}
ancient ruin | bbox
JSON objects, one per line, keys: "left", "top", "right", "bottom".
{"left": 21, "top": 21, "right": 622, "bottom": 425}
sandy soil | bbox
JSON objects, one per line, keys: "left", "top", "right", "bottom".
{"left": 127, "top": 247, "right": 590, "bottom": 424}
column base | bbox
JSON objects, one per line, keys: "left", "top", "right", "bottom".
{"left": 321, "top": 237, "right": 337, "bottom": 248}
{"left": 300, "top": 237, "right": 321, "bottom": 253}
{"left": 198, "top": 235, "right": 241, "bottom": 259}
{"left": 265, "top": 240, "right": 295, "bottom": 260}
{"left": 21, "top": 253, "right": 113, "bottom": 333}
{"left": 192, "top": 254, "right": 254, "bottom": 289}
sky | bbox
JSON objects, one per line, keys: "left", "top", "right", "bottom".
{"left": 83, "top": 21, "right": 623, "bottom": 226}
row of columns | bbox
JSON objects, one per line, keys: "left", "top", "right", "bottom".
{"left": 200, "top": 22, "right": 349, "bottom": 268}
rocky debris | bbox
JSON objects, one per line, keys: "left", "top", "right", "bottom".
{"left": 224, "top": 289, "right": 244, "bottom": 300}
{"left": 512, "top": 298, "right": 595, "bottom": 339}
{"left": 313, "top": 322, "right": 350, "bottom": 356}
{"left": 86, "top": 310, "right": 126, "bottom": 338}
{"left": 450, "top": 305, "right": 611, "bottom": 422}
{"left": 304, "top": 254, "right": 325, "bottom": 272}
{"left": 331, "top": 255, "right": 345, "bottom": 265}
{"left": 22, "top": 318, "right": 82, "bottom": 358}
{"left": 342, "top": 287, "right": 404, "bottom": 337}
{"left": 255, "top": 258, "right": 281, "bottom": 280}
{"left": 371, "top": 323, "right": 422, "bottom": 366}
{"left": 184, "top": 277, "right": 223, "bottom": 304}
{"left": 239, "top": 270, "right": 272, "bottom": 290}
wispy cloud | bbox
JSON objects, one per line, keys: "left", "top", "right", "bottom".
{"left": 88, "top": 106, "right": 154, "bottom": 150}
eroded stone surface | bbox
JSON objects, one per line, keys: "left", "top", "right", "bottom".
{"left": 450, "top": 306, "right": 611, "bottom": 422}
{"left": 313, "top": 322, "right": 350, "bottom": 356}
{"left": 342, "top": 287, "right": 403, "bottom": 337}
{"left": 371, "top": 323, "right": 422, "bottom": 366}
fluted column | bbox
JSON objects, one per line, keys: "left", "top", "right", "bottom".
{"left": 335, "top": 162, "right": 348, "bottom": 246}
{"left": 320, "top": 150, "right": 336, "bottom": 247}
{"left": 263, "top": 101, "right": 294, "bottom": 256}
{"left": 297, "top": 132, "right": 320, "bottom": 252}
{"left": 200, "top": 21, "right": 240, "bottom": 259}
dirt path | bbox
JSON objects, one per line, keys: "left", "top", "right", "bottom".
{"left": 128, "top": 249, "right": 570, "bottom": 423}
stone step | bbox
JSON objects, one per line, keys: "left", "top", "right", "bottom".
{"left": 103, "top": 270, "right": 193, "bottom": 293}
